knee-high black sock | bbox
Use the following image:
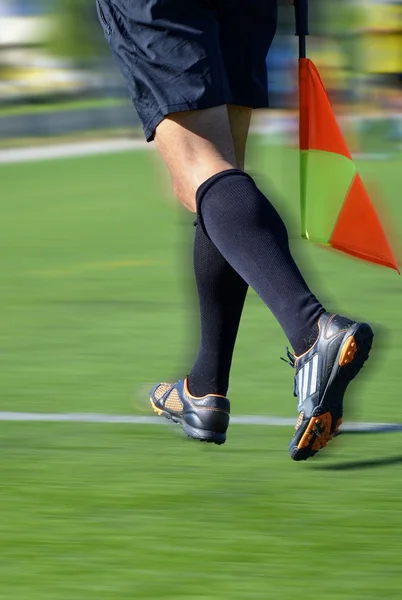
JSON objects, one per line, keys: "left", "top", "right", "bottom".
{"left": 197, "top": 169, "right": 325, "bottom": 356}
{"left": 187, "top": 221, "right": 248, "bottom": 397}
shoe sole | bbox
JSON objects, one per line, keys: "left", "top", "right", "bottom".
{"left": 290, "top": 322, "right": 374, "bottom": 461}
{"left": 149, "top": 397, "right": 226, "bottom": 445}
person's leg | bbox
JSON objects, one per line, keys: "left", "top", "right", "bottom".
{"left": 154, "top": 106, "right": 235, "bottom": 211}
{"left": 95, "top": 0, "right": 273, "bottom": 442}
{"left": 154, "top": 106, "right": 325, "bottom": 356}
{"left": 184, "top": 0, "right": 274, "bottom": 397}
{"left": 98, "top": 0, "right": 373, "bottom": 455}
{"left": 154, "top": 105, "right": 373, "bottom": 460}
{"left": 187, "top": 105, "right": 250, "bottom": 397}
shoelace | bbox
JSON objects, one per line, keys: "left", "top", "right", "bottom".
{"left": 280, "top": 347, "right": 298, "bottom": 398}
{"left": 280, "top": 347, "right": 295, "bottom": 368}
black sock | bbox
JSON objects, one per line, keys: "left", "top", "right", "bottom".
{"left": 187, "top": 221, "right": 248, "bottom": 397}
{"left": 196, "top": 169, "right": 325, "bottom": 356}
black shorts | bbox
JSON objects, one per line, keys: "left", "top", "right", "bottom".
{"left": 96, "top": 0, "right": 278, "bottom": 141}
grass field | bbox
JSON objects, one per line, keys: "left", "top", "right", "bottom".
{"left": 0, "top": 98, "right": 128, "bottom": 118}
{"left": 1, "top": 142, "right": 402, "bottom": 599}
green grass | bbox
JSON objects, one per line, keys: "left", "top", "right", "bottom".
{"left": 1, "top": 143, "right": 402, "bottom": 598}
{"left": 2, "top": 423, "right": 402, "bottom": 600}
{"left": 0, "top": 128, "right": 141, "bottom": 150}
{"left": 0, "top": 97, "right": 129, "bottom": 117}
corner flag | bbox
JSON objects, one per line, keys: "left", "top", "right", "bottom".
{"left": 295, "top": 0, "right": 399, "bottom": 273}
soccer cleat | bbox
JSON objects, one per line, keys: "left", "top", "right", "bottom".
{"left": 149, "top": 378, "right": 230, "bottom": 445}
{"left": 286, "top": 312, "right": 374, "bottom": 461}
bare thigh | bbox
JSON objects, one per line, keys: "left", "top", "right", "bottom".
{"left": 154, "top": 104, "right": 252, "bottom": 212}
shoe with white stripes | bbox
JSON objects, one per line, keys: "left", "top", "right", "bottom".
{"left": 287, "top": 312, "right": 374, "bottom": 461}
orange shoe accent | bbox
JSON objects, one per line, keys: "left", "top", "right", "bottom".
{"left": 295, "top": 412, "right": 304, "bottom": 431}
{"left": 334, "top": 418, "right": 343, "bottom": 434}
{"left": 339, "top": 336, "right": 357, "bottom": 367}
{"left": 296, "top": 414, "right": 343, "bottom": 457}
{"left": 311, "top": 433, "right": 332, "bottom": 452}
{"left": 298, "top": 413, "right": 332, "bottom": 451}
{"left": 183, "top": 378, "right": 227, "bottom": 400}
{"left": 149, "top": 397, "right": 163, "bottom": 416}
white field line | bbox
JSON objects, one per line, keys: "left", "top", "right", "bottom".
{"left": 0, "top": 412, "right": 402, "bottom": 434}
{"left": 0, "top": 139, "right": 149, "bottom": 164}
{"left": 0, "top": 124, "right": 284, "bottom": 164}
{"left": 2, "top": 111, "right": 400, "bottom": 164}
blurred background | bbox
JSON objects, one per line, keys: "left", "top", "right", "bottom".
{"left": 1, "top": 2, "right": 402, "bottom": 599}
{"left": 0, "top": 0, "right": 401, "bottom": 153}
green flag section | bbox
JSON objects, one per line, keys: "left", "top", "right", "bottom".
{"left": 298, "top": 57, "right": 399, "bottom": 272}
{"left": 301, "top": 150, "right": 356, "bottom": 243}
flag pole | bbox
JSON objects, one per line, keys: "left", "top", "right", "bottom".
{"left": 294, "top": 0, "right": 309, "bottom": 238}
{"left": 293, "top": 1, "right": 399, "bottom": 271}
{"left": 294, "top": 0, "right": 309, "bottom": 59}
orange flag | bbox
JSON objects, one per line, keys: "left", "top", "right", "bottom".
{"left": 299, "top": 58, "right": 399, "bottom": 273}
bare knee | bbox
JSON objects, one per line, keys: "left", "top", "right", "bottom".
{"left": 154, "top": 106, "right": 238, "bottom": 212}
{"left": 171, "top": 175, "right": 195, "bottom": 212}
